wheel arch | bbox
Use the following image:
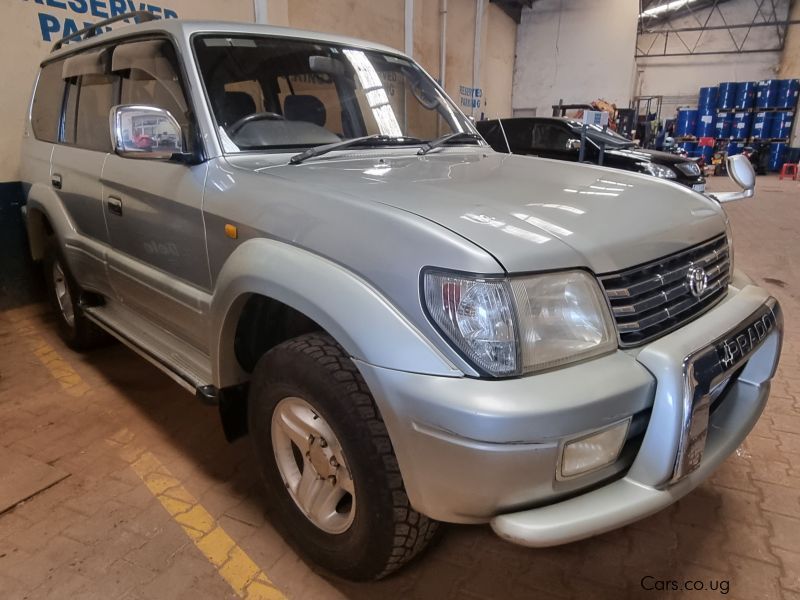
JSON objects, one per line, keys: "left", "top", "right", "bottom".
{"left": 25, "top": 205, "right": 53, "bottom": 261}
{"left": 24, "top": 179, "right": 83, "bottom": 254}
{"left": 210, "top": 238, "right": 460, "bottom": 388}
{"left": 24, "top": 182, "right": 66, "bottom": 260}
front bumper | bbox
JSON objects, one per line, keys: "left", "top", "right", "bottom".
{"left": 356, "top": 271, "right": 783, "bottom": 543}
{"left": 492, "top": 295, "right": 781, "bottom": 546}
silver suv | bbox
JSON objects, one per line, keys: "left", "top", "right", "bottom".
{"left": 20, "top": 13, "right": 783, "bottom": 581}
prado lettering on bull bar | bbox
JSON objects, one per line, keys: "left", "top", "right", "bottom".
{"left": 718, "top": 311, "right": 776, "bottom": 370}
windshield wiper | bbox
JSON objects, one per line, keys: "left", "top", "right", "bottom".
{"left": 417, "top": 131, "right": 482, "bottom": 155}
{"left": 289, "top": 134, "right": 423, "bottom": 165}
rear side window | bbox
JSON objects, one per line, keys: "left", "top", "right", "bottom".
{"left": 531, "top": 123, "right": 570, "bottom": 151}
{"left": 31, "top": 61, "right": 65, "bottom": 143}
{"left": 75, "top": 74, "right": 116, "bottom": 152}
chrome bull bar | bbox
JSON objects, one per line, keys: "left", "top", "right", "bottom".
{"left": 672, "top": 297, "right": 783, "bottom": 483}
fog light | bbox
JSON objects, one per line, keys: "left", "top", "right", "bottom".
{"left": 560, "top": 418, "right": 631, "bottom": 479}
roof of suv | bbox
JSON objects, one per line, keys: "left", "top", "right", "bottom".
{"left": 48, "top": 19, "right": 404, "bottom": 61}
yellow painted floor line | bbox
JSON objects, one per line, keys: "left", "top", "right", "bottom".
{"left": 11, "top": 317, "right": 91, "bottom": 398}
{"left": 14, "top": 310, "right": 286, "bottom": 600}
{"left": 108, "top": 433, "right": 286, "bottom": 600}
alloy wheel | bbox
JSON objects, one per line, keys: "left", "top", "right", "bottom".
{"left": 271, "top": 396, "right": 356, "bottom": 534}
{"left": 52, "top": 260, "right": 75, "bottom": 327}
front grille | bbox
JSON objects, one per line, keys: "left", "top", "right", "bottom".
{"left": 600, "top": 235, "right": 730, "bottom": 347}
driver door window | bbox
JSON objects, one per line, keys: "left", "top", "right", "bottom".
{"left": 116, "top": 40, "right": 190, "bottom": 135}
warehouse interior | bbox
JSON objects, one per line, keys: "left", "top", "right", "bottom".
{"left": 1, "top": 0, "right": 799, "bottom": 598}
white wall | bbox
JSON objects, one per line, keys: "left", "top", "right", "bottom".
{"left": 636, "top": 0, "right": 787, "bottom": 117}
{"left": 512, "top": 0, "right": 638, "bottom": 117}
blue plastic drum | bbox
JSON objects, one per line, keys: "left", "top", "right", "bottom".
{"left": 756, "top": 79, "right": 780, "bottom": 109}
{"left": 698, "top": 87, "right": 718, "bottom": 111}
{"left": 731, "top": 111, "right": 753, "bottom": 139}
{"left": 726, "top": 141, "right": 742, "bottom": 156}
{"left": 715, "top": 111, "right": 734, "bottom": 138}
{"left": 678, "top": 141, "right": 698, "bottom": 155}
{"left": 770, "top": 111, "right": 794, "bottom": 139}
{"left": 768, "top": 142, "right": 788, "bottom": 171}
{"left": 777, "top": 79, "right": 800, "bottom": 109}
{"left": 717, "top": 82, "right": 737, "bottom": 110}
{"left": 751, "top": 111, "right": 775, "bottom": 140}
{"left": 735, "top": 81, "right": 757, "bottom": 110}
{"left": 697, "top": 145, "right": 714, "bottom": 163}
{"left": 694, "top": 109, "right": 716, "bottom": 138}
{"left": 675, "top": 109, "right": 698, "bottom": 137}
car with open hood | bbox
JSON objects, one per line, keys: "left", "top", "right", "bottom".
{"left": 477, "top": 116, "right": 707, "bottom": 193}
{"left": 20, "top": 13, "right": 781, "bottom": 581}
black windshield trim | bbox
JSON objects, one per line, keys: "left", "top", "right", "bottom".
{"left": 236, "top": 138, "right": 426, "bottom": 153}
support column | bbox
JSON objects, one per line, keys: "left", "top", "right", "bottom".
{"left": 254, "top": 0, "right": 267, "bottom": 24}
{"left": 472, "top": 0, "right": 486, "bottom": 118}
{"left": 405, "top": 0, "right": 414, "bottom": 57}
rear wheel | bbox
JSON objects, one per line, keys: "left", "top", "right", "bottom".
{"left": 248, "top": 333, "right": 439, "bottom": 580}
{"left": 43, "top": 241, "right": 108, "bottom": 351}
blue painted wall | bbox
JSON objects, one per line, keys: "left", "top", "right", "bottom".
{"left": 0, "top": 182, "right": 44, "bottom": 309}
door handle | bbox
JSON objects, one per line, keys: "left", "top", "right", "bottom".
{"left": 107, "top": 196, "right": 123, "bottom": 216}
{"left": 51, "top": 174, "right": 62, "bottom": 189}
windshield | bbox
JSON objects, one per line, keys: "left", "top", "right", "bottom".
{"left": 193, "top": 35, "right": 475, "bottom": 152}
{"left": 566, "top": 121, "right": 635, "bottom": 148}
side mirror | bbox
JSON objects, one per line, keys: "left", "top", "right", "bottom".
{"left": 707, "top": 154, "right": 756, "bottom": 203}
{"left": 110, "top": 105, "right": 184, "bottom": 160}
{"left": 567, "top": 138, "right": 581, "bottom": 151}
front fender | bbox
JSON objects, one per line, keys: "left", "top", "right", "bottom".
{"left": 210, "top": 238, "right": 462, "bottom": 387}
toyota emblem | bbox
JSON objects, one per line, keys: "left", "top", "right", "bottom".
{"left": 686, "top": 266, "right": 708, "bottom": 298}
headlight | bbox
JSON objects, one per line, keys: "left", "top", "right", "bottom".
{"left": 423, "top": 270, "right": 616, "bottom": 377}
{"left": 675, "top": 161, "right": 701, "bottom": 177}
{"left": 638, "top": 162, "right": 677, "bottom": 179}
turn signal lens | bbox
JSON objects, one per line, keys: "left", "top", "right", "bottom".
{"left": 423, "top": 273, "right": 518, "bottom": 376}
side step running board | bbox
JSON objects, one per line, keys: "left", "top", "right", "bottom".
{"left": 82, "top": 307, "right": 212, "bottom": 400}
{"left": 82, "top": 304, "right": 249, "bottom": 441}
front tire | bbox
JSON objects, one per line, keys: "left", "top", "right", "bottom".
{"left": 247, "top": 333, "right": 438, "bottom": 580}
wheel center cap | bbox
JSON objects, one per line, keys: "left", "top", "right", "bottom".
{"left": 307, "top": 437, "right": 336, "bottom": 478}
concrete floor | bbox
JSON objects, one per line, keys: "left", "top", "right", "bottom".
{"left": 0, "top": 174, "right": 799, "bottom": 600}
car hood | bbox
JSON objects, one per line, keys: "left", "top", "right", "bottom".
{"left": 605, "top": 146, "right": 696, "bottom": 167}
{"left": 235, "top": 150, "right": 725, "bottom": 274}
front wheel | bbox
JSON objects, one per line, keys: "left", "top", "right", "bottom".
{"left": 247, "top": 333, "right": 439, "bottom": 580}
